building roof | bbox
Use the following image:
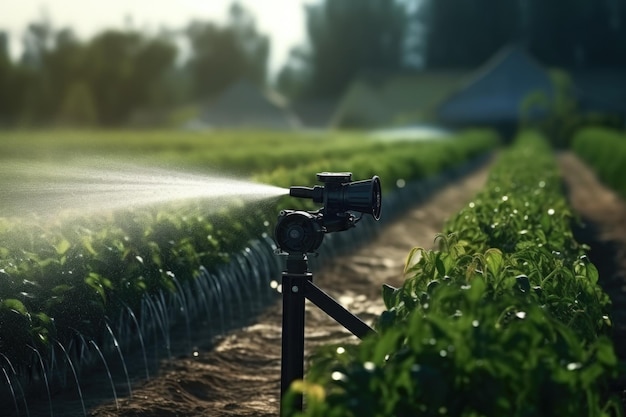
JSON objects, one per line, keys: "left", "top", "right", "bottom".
{"left": 331, "top": 70, "right": 465, "bottom": 128}
{"left": 437, "top": 46, "right": 554, "bottom": 125}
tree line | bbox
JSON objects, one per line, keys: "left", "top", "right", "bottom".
{"left": 0, "top": 3, "right": 268, "bottom": 127}
{"left": 1, "top": 0, "right": 624, "bottom": 127}
{"left": 279, "top": 0, "right": 626, "bottom": 98}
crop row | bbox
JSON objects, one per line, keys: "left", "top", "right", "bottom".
{"left": 0, "top": 130, "right": 498, "bottom": 387}
{"left": 0, "top": 129, "right": 492, "bottom": 178}
{"left": 572, "top": 127, "right": 626, "bottom": 198}
{"left": 285, "top": 131, "right": 620, "bottom": 417}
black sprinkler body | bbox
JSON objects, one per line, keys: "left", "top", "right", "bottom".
{"left": 275, "top": 172, "right": 381, "bottom": 254}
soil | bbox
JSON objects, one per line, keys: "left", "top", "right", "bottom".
{"left": 16, "top": 152, "right": 626, "bottom": 416}
{"left": 557, "top": 152, "right": 626, "bottom": 404}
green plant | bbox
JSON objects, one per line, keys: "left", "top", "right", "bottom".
{"left": 572, "top": 127, "right": 626, "bottom": 199}
{"left": 287, "top": 131, "right": 620, "bottom": 417}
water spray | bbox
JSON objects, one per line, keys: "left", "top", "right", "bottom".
{"left": 274, "top": 172, "right": 382, "bottom": 414}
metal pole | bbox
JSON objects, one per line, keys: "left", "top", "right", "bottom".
{"left": 278, "top": 253, "right": 377, "bottom": 415}
{"left": 280, "top": 254, "right": 310, "bottom": 414}
{"left": 304, "top": 280, "right": 376, "bottom": 340}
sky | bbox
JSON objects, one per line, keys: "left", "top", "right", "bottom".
{"left": 0, "top": 0, "right": 316, "bottom": 77}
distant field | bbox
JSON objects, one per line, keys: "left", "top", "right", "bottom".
{"left": 0, "top": 129, "right": 381, "bottom": 176}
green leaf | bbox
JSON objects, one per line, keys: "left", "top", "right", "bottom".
{"left": 35, "top": 312, "right": 52, "bottom": 326}
{"left": 435, "top": 255, "right": 445, "bottom": 277}
{"left": 485, "top": 248, "right": 504, "bottom": 277}
{"left": 382, "top": 284, "right": 399, "bottom": 310}
{"left": 1, "top": 298, "right": 28, "bottom": 316}
{"left": 595, "top": 337, "right": 617, "bottom": 366}
{"left": 55, "top": 239, "right": 71, "bottom": 255}
{"left": 85, "top": 272, "right": 107, "bottom": 303}
{"left": 52, "top": 284, "right": 73, "bottom": 295}
{"left": 467, "top": 276, "right": 486, "bottom": 303}
{"left": 404, "top": 247, "right": 423, "bottom": 274}
{"left": 585, "top": 262, "right": 599, "bottom": 284}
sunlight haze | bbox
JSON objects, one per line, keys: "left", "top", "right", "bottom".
{"left": 0, "top": 0, "right": 313, "bottom": 77}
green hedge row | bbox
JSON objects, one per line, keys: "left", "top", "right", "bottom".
{"left": 572, "top": 127, "right": 626, "bottom": 198}
{"left": 0, "top": 130, "right": 499, "bottom": 373}
{"left": 285, "top": 131, "right": 620, "bottom": 417}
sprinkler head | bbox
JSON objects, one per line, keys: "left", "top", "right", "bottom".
{"left": 289, "top": 172, "right": 382, "bottom": 221}
{"left": 275, "top": 172, "right": 382, "bottom": 254}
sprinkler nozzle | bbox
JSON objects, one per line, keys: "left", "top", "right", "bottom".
{"left": 288, "top": 172, "right": 381, "bottom": 220}
{"left": 289, "top": 186, "right": 323, "bottom": 202}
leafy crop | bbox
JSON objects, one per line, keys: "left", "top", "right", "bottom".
{"left": 286, "top": 131, "right": 620, "bottom": 417}
{"left": 572, "top": 127, "right": 626, "bottom": 198}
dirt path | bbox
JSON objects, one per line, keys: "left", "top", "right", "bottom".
{"left": 558, "top": 153, "right": 626, "bottom": 360}
{"left": 78, "top": 161, "right": 493, "bottom": 417}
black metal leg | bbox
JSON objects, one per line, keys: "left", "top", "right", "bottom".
{"left": 278, "top": 254, "right": 377, "bottom": 416}
{"left": 280, "top": 270, "right": 310, "bottom": 414}
{"left": 304, "top": 280, "right": 376, "bottom": 340}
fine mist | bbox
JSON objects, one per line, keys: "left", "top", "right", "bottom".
{"left": 0, "top": 160, "right": 288, "bottom": 218}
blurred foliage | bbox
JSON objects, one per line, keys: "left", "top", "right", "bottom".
{"left": 519, "top": 69, "right": 581, "bottom": 149}
{"left": 186, "top": 2, "right": 269, "bottom": 99}
{"left": 419, "top": 0, "right": 519, "bottom": 69}
{"left": 417, "top": 0, "right": 626, "bottom": 69}
{"left": 572, "top": 127, "right": 626, "bottom": 199}
{"left": 0, "top": 2, "right": 268, "bottom": 128}
{"left": 1, "top": 0, "right": 625, "bottom": 126}
{"left": 277, "top": 0, "right": 410, "bottom": 99}
{"left": 520, "top": 69, "right": 626, "bottom": 148}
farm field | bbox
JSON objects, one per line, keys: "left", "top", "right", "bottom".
{"left": 16, "top": 136, "right": 498, "bottom": 417}
{"left": 0, "top": 128, "right": 499, "bottom": 416}
{"left": 1, "top": 128, "right": 625, "bottom": 416}
{"left": 1, "top": 1, "right": 624, "bottom": 415}
{"left": 83, "top": 136, "right": 626, "bottom": 416}
{"left": 1, "top": 128, "right": 624, "bottom": 416}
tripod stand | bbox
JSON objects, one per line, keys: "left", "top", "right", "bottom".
{"left": 280, "top": 252, "right": 376, "bottom": 414}
{"left": 273, "top": 172, "right": 382, "bottom": 414}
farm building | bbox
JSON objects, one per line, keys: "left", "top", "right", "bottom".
{"left": 190, "top": 79, "right": 301, "bottom": 130}
{"left": 436, "top": 46, "right": 554, "bottom": 133}
{"left": 331, "top": 70, "right": 466, "bottom": 129}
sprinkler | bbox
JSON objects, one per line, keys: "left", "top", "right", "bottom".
{"left": 275, "top": 172, "right": 381, "bottom": 254}
{"left": 274, "top": 172, "right": 382, "bottom": 415}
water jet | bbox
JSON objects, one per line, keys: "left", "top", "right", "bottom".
{"left": 0, "top": 159, "right": 288, "bottom": 218}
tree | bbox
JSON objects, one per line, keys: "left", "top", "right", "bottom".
{"left": 185, "top": 2, "right": 269, "bottom": 99}
{"left": 57, "top": 80, "right": 98, "bottom": 126}
{"left": 82, "top": 29, "right": 177, "bottom": 125}
{"left": 285, "top": 0, "right": 410, "bottom": 98}
{"left": 0, "top": 31, "right": 14, "bottom": 125}
{"left": 419, "top": 0, "right": 518, "bottom": 69}
{"left": 417, "top": 0, "right": 626, "bottom": 70}
{"left": 526, "top": 0, "right": 626, "bottom": 68}
{"left": 2, "top": 18, "right": 177, "bottom": 127}
{"left": 276, "top": 46, "right": 311, "bottom": 99}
